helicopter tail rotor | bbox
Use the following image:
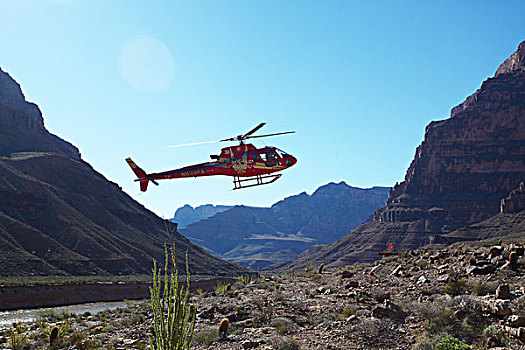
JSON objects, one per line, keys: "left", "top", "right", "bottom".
{"left": 126, "top": 157, "right": 159, "bottom": 192}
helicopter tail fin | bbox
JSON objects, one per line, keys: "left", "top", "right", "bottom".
{"left": 126, "top": 157, "right": 154, "bottom": 192}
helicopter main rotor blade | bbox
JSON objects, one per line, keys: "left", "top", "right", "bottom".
{"left": 242, "top": 122, "right": 266, "bottom": 138}
{"left": 219, "top": 123, "right": 267, "bottom": 142}
{"left": 162, "top": 139, "right": 222, "bottom": 148}
{"left": 245, "top": 131, "right": 295, "bottom": 139}
{"left": 165, "top": 124, "right": 294, "bottom": 147}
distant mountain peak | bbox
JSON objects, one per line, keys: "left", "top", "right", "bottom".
{"left": 172, "top": 204, "right": 234, "bottom": 228}
{"left": 495, "top": 40, "right": 525, "bottom": 77}
{"left": 180, "top": 184, "right": 390, "bottom": 269}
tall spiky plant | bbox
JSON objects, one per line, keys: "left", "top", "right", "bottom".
{"left": 150, "top": 242, "right": 196, "bottom": 350}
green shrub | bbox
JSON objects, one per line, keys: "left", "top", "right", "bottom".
{"left": 444, "top": 280, "right": 467, "bottom": 296}
{"left": 271, "top": 317, "right": 295, "bottom": 334}
{"left": 417, "top": 297, "right": 456, "bottom": 335}
{"left": 150, "top": 245, "right": 196, "bottom": 350}
{"left": 412, "top": 333, "right": 447, "bottom": 350}
{"left": 342, "top": 308, "right": 356, "bottom": 318}
{"left": 433, "top": 335, "right": 470, "bottom": 350}
{"left": 277, "top": 338, "right": 300, "bottom": 350}
{"left": 471, "top": 281, "right": 494, "bottom": 296}
{"left": 194, "top": 327, "right": 219, "bottom": 346}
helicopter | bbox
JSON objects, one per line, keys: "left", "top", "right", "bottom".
{"left": 126, "top": 123, "right": 297, "bottom": 191}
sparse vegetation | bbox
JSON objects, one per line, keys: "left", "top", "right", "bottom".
{"left": 8, "top": 324, "right": 27, "bottom": 350}
{"left": 0, "top": 274, "right": 152, "bottom": 286}
{"left": 277, "top": 338, "right": 300, "bottom": 350}
{"left": 341, "top": 307, "right": 357, "bottom": 319}
{"left": 194, "top": 327, "right": 219, "bottom": 346}
{"left": 444, "top": 279, "right": 467, "bottom": 296}
{"left": 417, "top": 297, "right": 456, "bottom": 335}
{"left": 271, "top": 317, "right": 295, "bottom": 334}
{"left": 412, "top": 333, "right": 448, "bottom": 350}
{"left": 471, "top": 280, "right": 494, "bottom": 296}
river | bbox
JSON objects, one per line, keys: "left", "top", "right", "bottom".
{"left": 0, "top": 300, "right": 139, "bottom": 330}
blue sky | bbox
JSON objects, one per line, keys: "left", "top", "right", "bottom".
{"left": 1, "top": 1, "right": 524, "bottom": 217}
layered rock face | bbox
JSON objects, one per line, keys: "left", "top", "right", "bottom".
{"left": 376, "top": 41, "right": 525, "bottom": 232}
{"left": 0, "top": 67, "right": 249, "bottom": 277}
{"left": 283, "top": 42, "right": 525, "bottom": 269}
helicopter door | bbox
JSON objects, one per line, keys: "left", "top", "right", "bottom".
{"left": 259, "top": 150, "right": 281, "bottom": 167}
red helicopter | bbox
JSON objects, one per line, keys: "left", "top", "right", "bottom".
{"left": 126, "top": 123, "right": 297, "bottom": 191}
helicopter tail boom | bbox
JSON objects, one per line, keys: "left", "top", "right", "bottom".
{"left": 126, "top": 157, "right": 158, "bottom": 192}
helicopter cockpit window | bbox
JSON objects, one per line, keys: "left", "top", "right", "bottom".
{"left": 259, "top": 150, "right": 279, "bottom": 161}
{"left": 274, "top": 148, "right": 290, "bottom": 158}
{"left": 259, "top": 150, "right": 281, "bottom": 167}
{"left": 252, "top": 153, "right": 261, "bottom": 162}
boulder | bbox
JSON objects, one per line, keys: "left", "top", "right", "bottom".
{"left": 496, "top": 284, "right": 511, "bottom": 300}
{"left": 371, "top": 300, "right": 407, "bottom": 323}
{"left": 508, "top": 315, "right": 525, "bottom": 327}
{"left": 341, "top": 270, "right": 354, "bottom": 279}
{"left": 467, "top": 265, "right": 496, "bottom": 275}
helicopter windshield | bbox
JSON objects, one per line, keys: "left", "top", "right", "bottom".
{"left": 274, "top": 148, "right": 290, "bottom": 158}
{"left": 259, "top": 150, "right": 279, "bottom": 161}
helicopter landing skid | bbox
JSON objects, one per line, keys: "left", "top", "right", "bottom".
{"left": 233, "top": 174, "right": 282, "bottom": 190}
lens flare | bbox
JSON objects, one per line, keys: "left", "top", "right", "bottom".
{"left": 118, "top": 35, "right": 176, "bottom": 92}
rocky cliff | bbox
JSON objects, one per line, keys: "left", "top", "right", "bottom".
{"left": 501, "top": 182, "right": 525, "bottom": 214}
{"left": 179, "top": 182, "right": 389, "bottom": 269}
{"left": 283, "top": 41, "right": 525, "bottom": 269}
{"left": 377, "top": 41, "right": 525, "bottom": 231}
{"left": 0, "top": 67, "right": 249, "bottom": 277}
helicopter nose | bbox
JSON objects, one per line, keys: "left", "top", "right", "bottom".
{"left": 284, "top": 155, "right": 297, "bottom": 167}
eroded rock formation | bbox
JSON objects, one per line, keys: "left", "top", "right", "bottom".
{"left": 501, "top": 182, "right": 525, "bottom": 214}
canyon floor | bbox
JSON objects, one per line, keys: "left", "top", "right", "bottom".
{"left": 1, "top": 242, "right": 524, "bottom": 350}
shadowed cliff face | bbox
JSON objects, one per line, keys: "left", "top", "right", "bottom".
{"left": 282, "top": 41, "right": 525, "bottom": 270}
{"left": 376, "top": 41, "right": 525, "bottom": 232}
{"left": 0, "top": 69, "right": 80, "bottom": 159}
{"left": 0, "top": 67, "right": 249, "bottom": 277}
